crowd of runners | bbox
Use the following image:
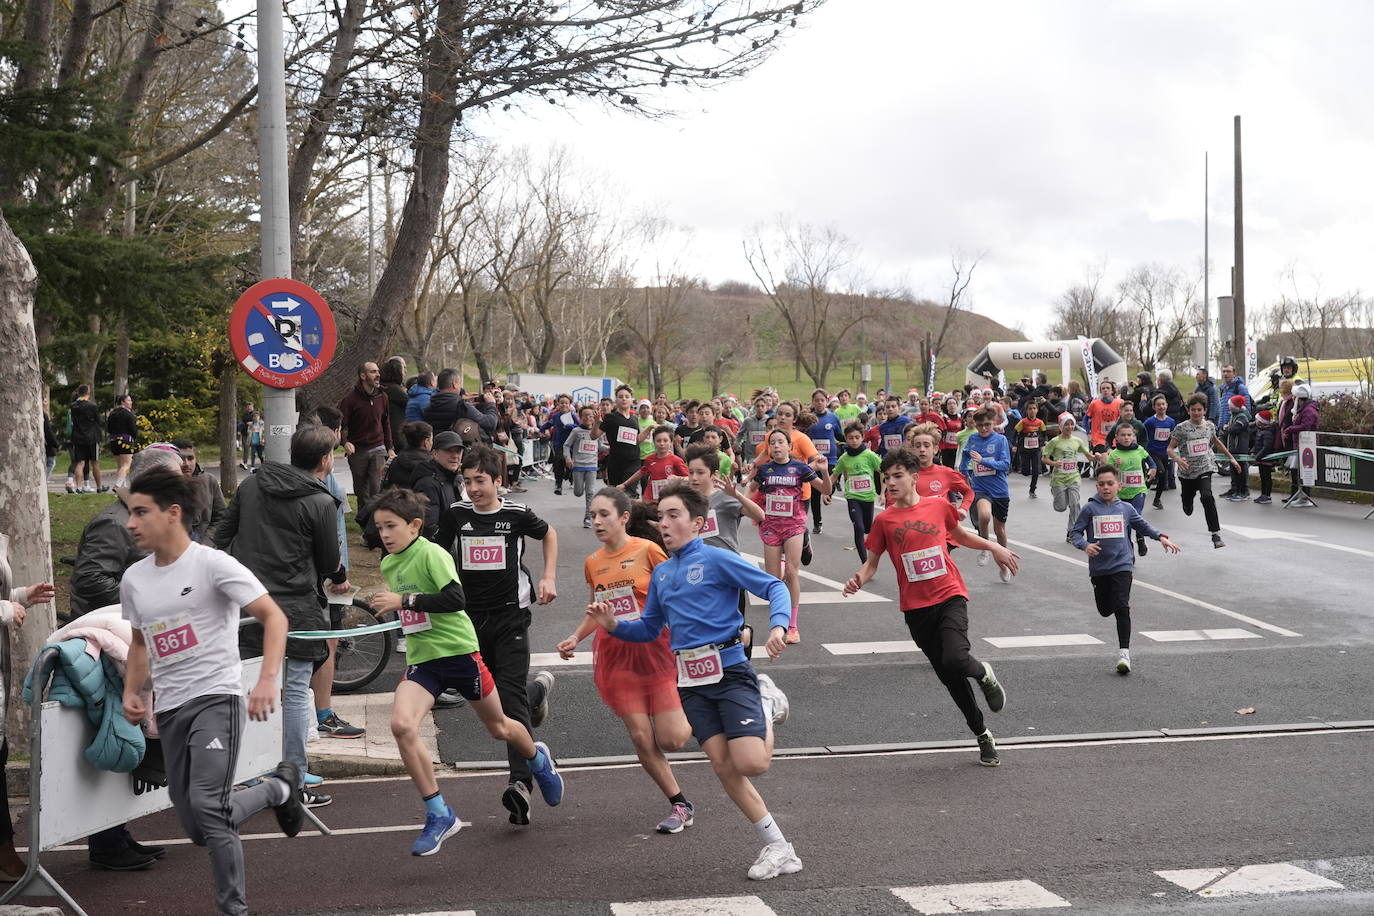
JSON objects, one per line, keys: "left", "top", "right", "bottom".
{"left": 37, "top": 368, "right": 1304, "bottom": 915}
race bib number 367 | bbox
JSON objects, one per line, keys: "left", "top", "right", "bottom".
{"left": 146, "top": 614, "right": 201, "bottom": 666}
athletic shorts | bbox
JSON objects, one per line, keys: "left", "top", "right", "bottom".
{"left": 1091, "top": 571, "right": 1133, "bottom": 616}
{"left": 679, "top": 662, "right": 767, "bottom": 744}
{"left": 759, "top": 517, "right": 806, "bottom": 547}
{"left": 71, "top": 441, "right": 99, "bottom": 463}
{"left": 108, "top": 438, "right": 136, "bottom": 456}
{"left": 403, "top": 652, "right": 496, "bottom": 701}
{"left": 973, "top": 494, "right": 1010, "bottom": 523}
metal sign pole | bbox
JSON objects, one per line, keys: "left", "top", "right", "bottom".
{"left": 258, "top": 0, "right": 295, "bottom": 462}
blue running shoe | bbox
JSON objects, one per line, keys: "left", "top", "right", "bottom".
{"left": 303, "top": 772, "right": 323, "bottom": 786}
{"left": 529, "top": 741, "right": 564, "bottom": 807}
{"left": 411, "top": 806, "right": 461, "bottom": 856}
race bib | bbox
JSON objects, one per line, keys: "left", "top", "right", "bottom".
{"left": 812, "top": 438, "right": 831, "bottom": 454}
{"left": 398, "top": 606, "right": 432, "bottom": 634}
{"left": 974, "top": 462, "right": 996, "bottom": 476}
{"left": 1154, "top": 427, "right": 1171, "bottom": 441}
{"left": 616, "top": 425, "right": 639, "bottom": 445}
{"left": 900, "top": 546, "right": 948, "bottom": 582}
{"left": 944, "top": 432, "right": 959, "bottom": 445}
{"left": 461, "top": 535, "right": 506, "bottom": 570}
{"left": 749, "top": 430, "right": 766, "bottom": 446}
{"left": 1059, "top": 459, "right": 1077, "bottom": 472}
{"left": 1023, "top": 436, "right": 1039, "bottom": 449}
{"left": 883, "top": 435, "right": 903, "bottom": 452}
{"left": 1187, "top": 439, "right": 1210, "bottom": 456}
{"left": 576, "top": 439, "right": 598, "bottom": 459}
{"left": 650, "top": 477, "right": 667, "bottom": 499}
{"left": 698, "top": 510, "right": 719, "bottom": 538}
{"left": 601, "top": 585, "right": 640, "bottom": 623}
{"left": 1093, "top": 515, "right": 1126, "bottom": 539}
{"left": 849, "top": 473, "right": 874, "bottom": 494}
{"left": 764, "top": 494, "right": 795, "bottom": 517}
{"left": 1123, "top": 470, "right": 1145, "bottom": 488}
{"left": 145, "top": 614, "right": 201, "bottom": 668}
{"left": 676, "top": 645, "right": 724, "bottom": 687}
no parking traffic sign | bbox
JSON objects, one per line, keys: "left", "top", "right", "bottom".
{"left": 229, "top": 278, "right": 337, "bottom": 388}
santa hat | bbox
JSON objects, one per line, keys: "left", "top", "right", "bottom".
{"left": 1229, "top": 395, "right": 1247, "bottom": 408}
{"left": 1058, "top": 412, "right": 1077, "bottom": 427}
{"left": 1256, "top": 409, "right": 1273, "bottom": 423}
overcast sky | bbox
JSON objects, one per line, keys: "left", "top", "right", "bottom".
{"left": 478, "top": 0, "right": 1374, "bottom": 337}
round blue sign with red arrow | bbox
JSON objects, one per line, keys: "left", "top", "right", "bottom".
{"left": 229, "top": 278, "right": 337, "bottom": 389}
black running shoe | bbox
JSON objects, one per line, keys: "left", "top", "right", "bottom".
{"left": 502, "top": 781, "right": 531, "bottom": 825}
{"left": 89, "top": 846, "right": 157, "bottom": 871}
{"left": 1137, "top": 538, "right": 1148, "bottom": 556}
{"left": 800, "top": 530, "right": 813, "bottom": 566}
{"left": 128, "top": 839, "right": 166, "bottom": 859}
{"left": 271, "top": 761, "right": 306, "bottom": 837}
{"left": 977, "top": 730, "right": 1000, "bottom": 767}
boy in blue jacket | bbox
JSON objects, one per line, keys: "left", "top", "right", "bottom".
{"left": 959, "top": 407, "right": 1014, "bottom": 582}
{"left": 1071, "top": 465, "right": 1180, "bottom": 674}
{"left": 586, "top": 481, "right": 800, "bottom": 882}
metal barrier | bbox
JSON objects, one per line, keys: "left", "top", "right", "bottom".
{"left": 0, "top": 647, "right": 331, "bottom": 915}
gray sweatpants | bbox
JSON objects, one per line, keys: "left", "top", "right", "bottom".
{"left": 158, "top": 693, "right": 279, "bottom": 916}
{"left": 1051, "top": 481, "right": 1081, "bottom": 533}
{"left": 571, "top": 468, "right": 598, "bottom": 516}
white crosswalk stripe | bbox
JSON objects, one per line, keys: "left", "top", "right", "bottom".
{"left": 1140, "top": 628, "right": 1261, "bottom": 642}
{"left": 1155, "top": 862, "right": 1343, "bottom": 897}
{"left": 891, "top": 878, "right": 1072, "bottom": 913}
{"left": 612, "top": 896, "right": 776, "bottom": 915}
{"left": 983, "top": 634, "right": 1103, "bottom": 648}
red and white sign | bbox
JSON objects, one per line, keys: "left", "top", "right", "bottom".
{"left": 229, "top": 278, "right": 337, "bottom": 389}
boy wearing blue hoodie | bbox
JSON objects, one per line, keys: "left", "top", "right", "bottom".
{"left": 959, "top": 406, "right": 1014, "bottom": 583}
{"left": 1071, "top": 465, "right": 1180, "bottom": 674}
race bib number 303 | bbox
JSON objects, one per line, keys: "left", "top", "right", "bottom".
{"left": 848, "top": 473, "right": 874, "bottom": 494}
{"left": 462, "top": 535, "right": 506, "bottom": 570}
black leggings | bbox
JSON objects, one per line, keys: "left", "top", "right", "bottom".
{"left": 1022, "top": 448, "right": 1041, "bottom": 492}
{"left": 551, "top": 452, "right": 568, "bottom": 489}
{"left": 903, "top": 597, "right": 986, "bottom": 736}
{"left": 1180, "top": 473, "right": 1220, "bottom": 532}
{"left": 809, "top": 488, "right": 824, "bottom": 527}
{"left": 1258, "top": 462, "right": 1273, "bottom": 497}
{"left": 847, "top": 499, "right": 874, "bottom": 560}
{"left": 1151, "top": 454, "right": 1173, "bottom": 499}
{"left": 1091, "top": 571, "right": 1133, "bottom": 649}
{"left": 939, "top": 449, "right": 958, "bottom": 468}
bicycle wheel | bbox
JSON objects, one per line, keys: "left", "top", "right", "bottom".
{"left": 331, "top": 599, "right": 396, "bottom": 693}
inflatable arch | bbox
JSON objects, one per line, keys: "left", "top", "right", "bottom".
{"left": 966, "top": 339, "right": 1128, "bottom": 390}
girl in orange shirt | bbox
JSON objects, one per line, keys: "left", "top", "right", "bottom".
{"left": 558, "top": 488, "right": 695, "bottom": 834}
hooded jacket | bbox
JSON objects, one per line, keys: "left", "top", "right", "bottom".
{"left": 423, "top": 390, "right": 497, "bottom": 438}
{"left": 1070, "top": 493, "right": 1164, "bottom": 576}
{"left": 212, "top": 462, "right": 340, "bottom": 662}
{"left": 71, "top": 495, "right": 145, "bottom": 616}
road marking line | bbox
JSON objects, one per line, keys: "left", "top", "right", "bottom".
{"left": 1141, "top": 628, "right": 1262, "bottom": 642}
{"left": 892, "top": 878, "right": 1071, "bottom": 912}
{"left": 529, "top": 652, "right": 593, "bottom": 667}
{"left": 984, "top": 633, "right": 1103, "bottom": 648}
{"left": 1156, "top": 863, "right": 1343, "bottom": 897}
{"left": 739, "top": 551, "right": 890, "bottom": 599}
{"left": 612, "top": 896, "right": 776, "bottom": 915}
{"left": 393, "top": 911, "right": 477, "bottom": 916}
{"left": 824, "top": 640, "right": 920, "bottom": 655}
{"left": 1006, "top": 538, "right": 1302, "bottom": 638}
{"left": 1224, "top": 524, "right": 1374, "bottom": 559}
{"left": 749, "top": 590, "right": 887, "bottom": 605}
{"left": 35, "top": 822, "right": 426, "bottom": 853}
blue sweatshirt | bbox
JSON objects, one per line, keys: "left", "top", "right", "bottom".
{"left": 807, "top": 411, "right": 843, "bottom": 467}
{"left": 958, "top": 431, "right": 1012, "bottom": 498}
{"left": 1070, "top": 494, "right": 1165, "bottom": 575}
{"left": 876, "top": 416, "right": 911, "bottom": 456}
{"left": 1142, "top": 415, "right": 1176, "bottom": 456}
{"left": 540, "top": 410, "right": 579, "bottom": 451}
{"left": 609, "top": 536, "right": 791, "bottom": 670}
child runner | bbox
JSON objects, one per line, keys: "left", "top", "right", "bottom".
{"left": 842, "top": 449, "right": 1018, "bottom": 766}
{"left": 1143, "top": 395, "right": 1177, "bottom": 508}
{"left": 564, "top": 404, "right": 606, "bottom": 527}
{"left": 876, "top": 397, "right": 911, "bottom": 457}
{"left": 602, "top": 384, "right": 647, "bottom": 495}
{"left": 1013, "top": 401, "right": 1046, "bottom": 497}
{"left": 557, "top": 489, "right": 695, "bottom": 833}
{"left": 1043, "top": 413, "right": 1093, "bottom": 543}
{"left": 1104, "top": 423, "right": 1157, "bottom": 555}
{"left": 906, "top": 423, "right": 973, "bottom": 511}
{"left": 1167, "top": 394, "right": 1242, "bottom": 549}
{"left": 585, "top": 482, "right": 800, "bottom": 880}
{"left": 1084, "top": 381, "right": 1121, "bottom": 457}
{"left": 747, "top": 428, "right": 831, "bottom": 643}
{"left": 119, "top": 468, "right": 305, "bottom": 916}
{"left": 806, "top": 389, "right": 843, "bottom": 534}
{"left": 686, "top": 444, "right": 764, "bottom": 653}
{"left": 828, "top": 422, "right": 882, "bottom": 560}
{"left": 701, "top": 425, "right": 735, "bottom": 480}
{"left": 371, "top": 488, "right": 563, "bottom": 855}
{"left": 435, "top": 446, "right": 559, "bottom": 824}
{"left": 618, "top": 425, "right": 689, "bottom": 501}
{"left": 958, "top": 407, "right": 1014, "bottom": 582}
{"left": 1070, "top": 465, "right": 1180, "bottom": 673}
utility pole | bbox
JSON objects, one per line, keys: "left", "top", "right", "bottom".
{"left": 1232, "top": 115, "right": 1246, "bottom": 371}
{"left": 258, "top": 0, "right": 295, "bottom": 462}
{"left": 1202, "top": 152, "right": 1209, "bottom": 373}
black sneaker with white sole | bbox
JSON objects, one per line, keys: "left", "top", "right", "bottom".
{"left": 530, "top": 671, "right": 555, "bottom": 728}
{"left": 502, "top": 781, "right": 531, "bottom": 825}
{"left": 977, "top": 730, "right": 1000, "bottom": 767}
{"left": 271, "top": 760, "right": 307, "bottom": 836}
{"left": 978, "top": 662, "right": 1006, "bottom": 713}
{"left": 317, "top": 712, "right": 365, "bottom": 738}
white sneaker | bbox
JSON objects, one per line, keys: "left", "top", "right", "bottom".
{"left": 998, "top": 566, "right": 1011, "bottom": 583}
{"left": 748, "top": 841, "right": 803, "bottom": 880}
{"left": 977, "top": 550, "right": 990, "bottom": 567}
{"left": 395, "top": 637, "right": 407, "bottom": 654}
{"left": 756, "top": 673, "right": 789, "bottom": 726}
{"left": 1117, "top": 650, "right": 1131, "bottom": 675}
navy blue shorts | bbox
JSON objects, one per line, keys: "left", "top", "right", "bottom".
{"left": 679, "top": 662, "right": 767, "bottom": 745}
{"left": 403, "top": 652, "right": 495, "bottom": 701}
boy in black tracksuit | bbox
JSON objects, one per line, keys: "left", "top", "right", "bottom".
{"left": 434, "top": 446, "right": 558, "bottom": 825}
{"left": 1250, "top": 410, "right": 1277, "bottom": 504}
{"left": 1221, "top": 396, "right": 1253, "bottom": 500}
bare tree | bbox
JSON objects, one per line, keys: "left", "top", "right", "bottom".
{"left": 1048, "top": 261, "right": 1121, "bottom": 342}
{"left": 1275, "top": 267, "right": 1357, "bottom": 360}
{"left": 1117, "top": 262, "right": 1201, "bottom": 370}
{"left": 745, "top": 219, "right": 872, "bottom": 389}
{"left": 922, "top": 252, "right": 984, "bottom": 392}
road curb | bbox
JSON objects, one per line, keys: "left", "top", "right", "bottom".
{"left": 310, "top": 753, "right": 410, "bottom": 778}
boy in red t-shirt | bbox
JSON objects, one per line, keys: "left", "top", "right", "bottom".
{"left": 618, "top": 425, "right": 689, "bottom": 501}
{"left": 843, "top": 447, "right": 1019, "bottom": 766}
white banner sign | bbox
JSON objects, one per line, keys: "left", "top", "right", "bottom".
{"left": 1299, "top": 430, "right": 1318, "bottom": 488}
{"left": 1077, "top": 336, "right": 1100, "bottom": 395}
{"left": 1245, "top": 339, "right": 1258, "bottom": 387}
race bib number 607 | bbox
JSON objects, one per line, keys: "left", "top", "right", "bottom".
{"left": 462, "top": 536, "right": 506, "bottom": 570}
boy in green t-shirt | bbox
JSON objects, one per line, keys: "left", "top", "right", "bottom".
{"left": 827, "top": 422, "right": 882, "bottom": 560}
{"left": 1105, "top": 423, "right": 1157, "bottom": 556}
{"left": 368, "top": 488, "right": 564, "bottom": 858}
{"left": 702, "top": 424, "right": 735, "bottom": 478}
{"left": 1042, "top": 413, "right": 1093, "bottom": 543}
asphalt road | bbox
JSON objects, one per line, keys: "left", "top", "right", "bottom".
{"left": 22, "top": 464, "right": 1374, "bottom": 915}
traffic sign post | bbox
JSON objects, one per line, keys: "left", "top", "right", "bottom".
{"left": 229, "top": 278, "right": 337, "bottom": 462}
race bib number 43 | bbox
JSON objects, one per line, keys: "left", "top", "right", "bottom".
{"left": 600, "top": 585, "right": 640, "bottom": 622}
{"left": 462, "top": 536, "right": 506, "bottom": 570}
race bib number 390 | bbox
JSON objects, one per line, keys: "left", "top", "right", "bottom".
{"left": 462, "top": 536, "right": 506, "bottom": 570}
{"left": 146, "top": 614, "right": 201, "bottom": 667}
{"left": 1093, "top": 515, "right": 1126, "bottom": 539}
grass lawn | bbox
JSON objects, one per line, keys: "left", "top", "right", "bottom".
{"left": 54, "top": 444, "right": 223, "bottom": 478}
{"left": 45, "top": 489, "right": 385, "bottom": 618}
